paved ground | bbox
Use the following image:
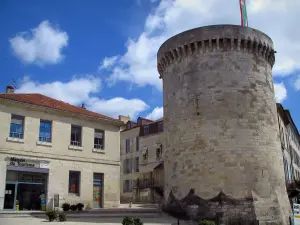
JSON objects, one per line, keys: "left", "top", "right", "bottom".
{"left": 0, "top": 215, "right": 177, "bottom": 225}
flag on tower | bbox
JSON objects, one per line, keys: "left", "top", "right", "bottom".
{"left": 240, "top": 0, "right": 248, "bottom": 27}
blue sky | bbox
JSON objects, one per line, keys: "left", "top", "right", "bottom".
{"left": 0, "top": 0, "right": 299, "bottom": 129}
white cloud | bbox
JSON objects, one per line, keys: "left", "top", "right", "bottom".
{"left": 98, "top": 56, "right": 119, "bottom": 70}
{"left": 88, "top": 97, "right": 149, "bottom": 119}
{"left": 16, "top": 76, "right": 101, "bottom": 105}
{"left": 274, "top": 82, "right": 287, "bottom": 103}
{"left": 295, "top": 76, "right": 300, "bottom": 91}
{"left": 10, "top": 20, "right": 68, "bottom": 65}
{"left": 100, "top": 0, "right": 300, "bottom": 89}
{"left": 15, "top": 76, "right": 148, "bottom": 119}
{"left": 146, "top": 107, "right": 163, "bottom": 120}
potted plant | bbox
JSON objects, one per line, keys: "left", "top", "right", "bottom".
{"left": 58, "top": 212, "right": 67, "bottom": 221}
{"left": 46, "top": 210, "right": 57, "bottom": 222}
{"left": 133, "top": 217, "right": 143, "bottom": 225}
{"left": 62, "top": 203, "right": 70, "bottom": 211}
{"left": 77, "top": 203, "right": 84, "bottom": 211}
{"left": 122, "top": 216, "right": 134, "bottom": 225}
{"left": 199, "top": 221, "right": 216, "bottom": 225}
{"left": 70, "top": 204, "right": 77, "bottom": 211}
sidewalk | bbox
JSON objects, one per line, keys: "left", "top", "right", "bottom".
{"left": 0, "top": 204, "right": 161, "bottom": 218}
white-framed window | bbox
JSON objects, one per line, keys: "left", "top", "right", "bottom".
{"left": 70, "top": 125, "right": 82, "bottom": 146}
{"left": 94, "top": 129, "right": 104, "bottom": 149}
{"left": 9, "top": 114, "right": 24, "bottom": 139}
{"left": 39, "top": 120, "right": 52, "bottom": 142}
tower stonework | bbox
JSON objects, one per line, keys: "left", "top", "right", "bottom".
{"left": 157, "top": 25, "right": 291, "bottom": 224}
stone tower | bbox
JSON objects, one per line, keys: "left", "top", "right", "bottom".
{"left": 157, "top": 25, "right": 291, "bottom": 224}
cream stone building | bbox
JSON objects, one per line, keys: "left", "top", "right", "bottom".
{"left": 120, "top": 118, "right": 164, "bottom": 203}
{"left": 0, "top": 86, "right": 124, "bottom": 211}
{"left": 277, "top": 103, "right": 300, "bottom": 204}
{"left": 120, "top": 104, "right": 300, "bottom": 208}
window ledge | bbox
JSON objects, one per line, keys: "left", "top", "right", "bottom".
{"left": 36, "top": 141, "right": 52, "bottom": 147}
{"left": 93, "top": 148, "right": 105, "bottom": 154}
{"left": 68, "top": 145, "right": 83, "bottom": 151}
{"left": 68, "top": 193, "right": 80, "bottom": 197}
{"left": 6, "top": 137, "right": 24, "bottom": 143}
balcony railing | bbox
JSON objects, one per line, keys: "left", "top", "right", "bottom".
{"left": 39, "top": 136, "right": 51, "bottom": 142}
{"left": 70, "top": 141, "right": 81, "bottom": 147}
{"left": 94, "top": 144, "right": 104, "bottom": 149}
{"left": 9, "top": 132, "right": 23, "bottom": 139}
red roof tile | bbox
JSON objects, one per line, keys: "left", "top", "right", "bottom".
{"left": 0, "top": 93, "right": 121, "bottom": 123}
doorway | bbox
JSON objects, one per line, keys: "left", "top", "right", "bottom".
{"left": 93, "top": 173, "right": 103, "bottom": 208}
{"left": 4, "top": 183, "right": 16, "bottom": 210}
{"left": 4, "top": 170, "right": 48, "bottom": 210}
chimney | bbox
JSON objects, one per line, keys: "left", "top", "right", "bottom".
{"left": 81, "top": 103, "right": 86, "bottom": 109}
{"left": 118, "top": 115, "right": 131, "bottom": 123}
{"left": 6, "top": 86, "right": 14, "bottom": 94}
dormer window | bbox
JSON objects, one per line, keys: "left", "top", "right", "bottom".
{"left": 126, "top": 122, "right": 131, "bottom": 129}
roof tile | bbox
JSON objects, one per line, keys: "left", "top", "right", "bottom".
{"left": 0, "top": 93, "right": 121, "bottom": 123}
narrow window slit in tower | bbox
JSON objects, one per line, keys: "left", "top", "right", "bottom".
{"left": 219, "top": 38, "right": 224, "bottom": 50}
{"left": 211, "top": 39, "right": 217, "bottom": 50}
{"left": 240, "top": 39, "right": 245, "bottom": 51}
{"left": 234, "top": 39, "right": 238, "bottom": 50}
{"left": 190, "top": 43, "right": 195, "bottom": 54}
{"left": 204, "top": 40, "right": 209, "bottom": 52}
{"left": 247, "top": 40, "right": 252, "bottom": 52}
{"left": 184, "top": 45, "right": 188, "bottom": 55}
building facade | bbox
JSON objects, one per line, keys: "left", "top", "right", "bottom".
{"left": 277, "top": 103, "right": 300, "bottom": 204}
{"left": 0, "top": 87, "right": 124, "bottom": 211}
{"left": 120, "top": 117, "right": 164, "bottom": 203}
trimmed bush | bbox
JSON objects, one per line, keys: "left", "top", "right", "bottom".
{"left": 46, "top": 210, "right": 57, "bottom": 222}
{"left": 58, "top": 212, "right": 67, "bottom": 221}
{"left": 133, "top": 217, "right": 143, "bottom": 225}
{"left": 77, "top": 203, "right": 84, "bottom": 211}
{"left": 70, "top": 204, "right": 77, "bottom": 211}
{"left": 122, "top": 216, "right": 134, "bottom": 225}
{"left": 62, "top": 203, "right": 70, "bottom": 211}
{"left": 199, "top": 221, "right": 216, "bottom": 225}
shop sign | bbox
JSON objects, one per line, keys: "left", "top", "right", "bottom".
{"left": 7, "top": 157, "right": 49, "bottom": 169}
{"left": 294, "top": 203, "right": 300, "bottom": 225}
{"left": 9, "top": 157, "right": 36, "bottom": 168}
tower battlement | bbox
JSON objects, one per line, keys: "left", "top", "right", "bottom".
{"left": 157, "top": 25, "right": 275, "bottom": 78}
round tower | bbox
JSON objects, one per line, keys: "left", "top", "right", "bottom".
{"left": 157, "top": 25, "right": 290, "bottom": 223}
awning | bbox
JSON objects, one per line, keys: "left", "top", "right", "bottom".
{"left": 7, "top": 165, "right": 49, "bottom": 173}
{"left": 139, "top": 162, "right": 161, "bottom": 173}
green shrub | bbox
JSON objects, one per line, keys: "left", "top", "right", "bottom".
{"left": 199, "top": 220, "right": 216, "bottom": 225}
{"left": 46, "top": 210, "right": 57, "bottom": 222}
{"left": 58, "top": 212, "right": 67, "bottom": 221}
{"left": 133, "top": 217, "right": 143, "bottom": 225}
{"left": 62, "top": 203, "right": 70, "bottom": 211}
{"left": 76, "top": 203, "right": 84, "bottom": 211}
{"left": 122, "top": 216, "right": 134, "bottom": 225}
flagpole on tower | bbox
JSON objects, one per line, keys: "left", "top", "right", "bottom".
{"left": 239, "top": 0, "right": 248, "bottom": 27}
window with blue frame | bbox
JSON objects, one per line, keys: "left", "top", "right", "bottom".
{"left": 9, "top": 115, "right": 24, "bottom": 139}
{"left": 39, "top": 120, "right": 52, "bottom": 142}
